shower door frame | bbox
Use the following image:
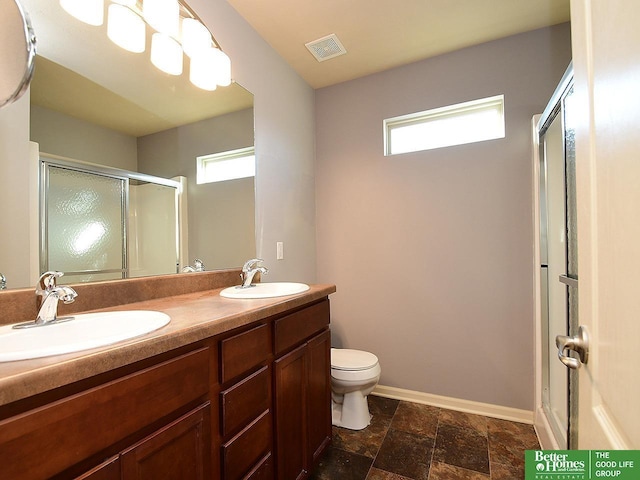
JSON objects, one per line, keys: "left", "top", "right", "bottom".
{"left": 40, "top": 153, "right": 182, "bottom": 282}
{"left": 532, "top": 64, "right": 578, "bottom": 449}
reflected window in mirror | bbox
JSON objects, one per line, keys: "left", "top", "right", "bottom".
{"left": 197, "top": 146, "right": 255, "bottom": 184}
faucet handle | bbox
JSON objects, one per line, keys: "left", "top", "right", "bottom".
{"left": 37, "top": 271, "right": 64, "bottom": 293}
{"left": 242, "top": 258, "right": 264, "bottom": 272}
{"left": 59, "top": 286, "right": 78, "bottom": 304}
{"left": 193, "top": 259, "right": 205, "bottom": 272}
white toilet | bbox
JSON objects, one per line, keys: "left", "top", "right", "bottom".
{"left": 330, "top": 348, "right": 381, "bottom": 430}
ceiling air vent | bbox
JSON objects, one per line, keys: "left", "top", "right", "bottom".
{"left": 305, "top": 34, "right": 347, "bottom": 62}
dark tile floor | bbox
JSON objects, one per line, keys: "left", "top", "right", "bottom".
{"left": 310, "top": 395, "right": 540, "bottom": 480}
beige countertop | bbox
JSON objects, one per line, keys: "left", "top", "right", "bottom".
{"left": 0, "top": 284, "right": 336, "bottom": 407}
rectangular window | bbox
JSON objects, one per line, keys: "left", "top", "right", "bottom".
{"left": 384, "top": 94, "right": 505, "bottom": 155}
{"left": 196, "top": 146, "right": 255, "bottom": 184}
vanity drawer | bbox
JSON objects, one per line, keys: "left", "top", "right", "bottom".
{"left": 221, "top": 365, "right": 271, "bottom": 438}
{"left": 274, "top": 300, "right": 330, "bottom": 356}
{"left": 0, "top": 347, "right": 209, "bottom": 480}
{"left": 243, "top": 453, "right": 274, "bottom": 480}
{"left": 220, "top": 323, "right": 270, "bottom": 383}
{"left": 222, "top": 410, "right": 272, "bottom": 480}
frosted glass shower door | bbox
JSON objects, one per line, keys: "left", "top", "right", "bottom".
{"left": 541, "top": 111, "right": 569, "bottom": 448}
{"left": 128, "top": 181, "right": 178, "bottom": 278}
{"left": 43, "top": 164, "right": 126, "bottom": 283}
{"left": 538, "top": 77, "right": 577, "bottom": 449}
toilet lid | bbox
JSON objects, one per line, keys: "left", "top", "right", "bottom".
{"left": 331, "top": 348, "right": 379, "bottom": 371}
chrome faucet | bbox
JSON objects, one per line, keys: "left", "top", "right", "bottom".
{"left": 182, "top": 258, "right": 205, "bottom": 273}
{"left": 13, "top": 271, "right": 78, "bottom": 329}
{"left": 33, "top": 272, "right": 77, "bottom": 326}
{"left": 239, "top": 258, "right": 268, "bottom": 288}
{"left": 0, "top": 273, "right": 6, "bottom": 290}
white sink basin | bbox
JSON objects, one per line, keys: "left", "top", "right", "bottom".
{"left": 0, "top": 310, "right": 170, "bottom": 362}
{"left": 220, "top": 282, "right": 310, "bottom": 299}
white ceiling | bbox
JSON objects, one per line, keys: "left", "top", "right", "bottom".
{"left": 226, "top": 0, "right": 571, "bottom": 89}
{"left": 22, "top": 0, "right": 571, "bottom": 135}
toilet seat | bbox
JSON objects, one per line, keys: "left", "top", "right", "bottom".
{"left": 331, "top": 348, "right": 379, "bottom": 371}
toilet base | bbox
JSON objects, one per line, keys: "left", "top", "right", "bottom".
{"left": 331, "top": 391, "right": 372, "bottom": 430}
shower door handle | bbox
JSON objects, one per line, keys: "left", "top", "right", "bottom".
{"left": 559, "top": 274, "right": 578, "bottom": 288}
{"left": 556, "top": 326, "right": 589, "bottom": 369}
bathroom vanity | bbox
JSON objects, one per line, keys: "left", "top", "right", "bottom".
{"left": 0, "top": 272, "right": 335, "bottom": 480}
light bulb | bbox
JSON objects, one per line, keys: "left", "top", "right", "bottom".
{"left": 182, "top": 18, "right": 211, "bottom": 58}
{"left": 151, "top": 33, "right": 183, "bottom": 75}
{"left": 143, "top": 0, "right": 179, "bottom": 36}
{"left": 189, "top": 49, "right": 217, "bottom": 91}
{"left": 60, "top": 0, "right": 104, "bottom": 26}
{"left": 211, "top": 48, "right": 231, "bottom": 86}
{"left": 107, "top": 4, "right": 145, "bottom": 53}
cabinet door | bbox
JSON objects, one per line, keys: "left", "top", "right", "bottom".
{"left": 75, "top": 456, "right": 120, "bottom": 480}
{"left": 306, "top": 329, "right": 332, "bottom": 465}
{"left": 274, "top": 344, "right": 307, "bottom": 480}
{"left": 121, "top": 403, "right": 211, "bottom": 480}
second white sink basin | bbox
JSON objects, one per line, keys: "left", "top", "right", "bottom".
{"left": 0, "top": 310, "right": 170, "bottom": 362}
{"left": 220, "top": 282, "right": 310, "bottom": 299}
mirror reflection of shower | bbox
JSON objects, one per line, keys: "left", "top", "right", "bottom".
{"left": 40, "top": 154, "right": 186, "bottom": 284}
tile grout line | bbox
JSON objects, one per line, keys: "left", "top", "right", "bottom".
{"left": 427, "top": 412, "right": 440, "bottom": 480}
{"left": 364, "top": 400, "right": 397, "bottom": 479}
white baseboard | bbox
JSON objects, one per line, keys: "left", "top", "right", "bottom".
{"left": 372, "top": 384, "right": 534, "bottom": 425}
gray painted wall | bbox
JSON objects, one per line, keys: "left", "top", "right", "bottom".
{"left": 0, "top": 93, "right": 32, "bottom": 289}
{"left": 31, "top": 105, "right": 138, "bottom": 171}
{"left": 315, "top": 24, "right": 572, "bottom": 410}
{"left": 137, "top": 108, "right": 256, "bottom": 270}
{"left": 191, "top": 0, "right": 318, "bottom": 283}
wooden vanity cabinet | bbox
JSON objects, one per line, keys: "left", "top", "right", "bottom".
{"left": 0, "top": 296, "right": 332, "bottom": 480}
{"left": 72, "top": 405, "right": 211, "bottom": 480}
{"left": 120, "top": 403, "right": 211, "bottom": 480}
{"left": 305, "top": 329, "right": 333, "bottom": 465}
{"left": 76, "top": 402, "right": 211, "bottom": 480}
{"left": 218, "top": 322, "right": 273, "bottom": 480}
{"left": 274, "top": 300, "right": 332, "bottom": 480}
{"left": 217, "top": 299, "right": 332, "bottom": 480}
{"left": 75, "top": 457, "right": 121, "bottom": 480}
{"left": 0, "top": 347, "right": 211, "bottom": 480}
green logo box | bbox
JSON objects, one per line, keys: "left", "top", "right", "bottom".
{"left": 526, "top": 450, "right": 640, "bottom": 480}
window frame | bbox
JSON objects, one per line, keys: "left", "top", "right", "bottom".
{"left": 196, "top": 146, "right": 255, "bottom": 185}
{"left": 383, "top": 94, "right": 505, "bottom": 156}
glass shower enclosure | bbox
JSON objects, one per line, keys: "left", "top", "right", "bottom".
{"left": 40, "top": 154, "right": 182, "bottom": 283}
{"left": 536, "top": 64, "right": 578, "bottom": 449}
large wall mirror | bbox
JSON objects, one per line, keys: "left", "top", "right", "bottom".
{"left": 0, "top": 0, "right": 255, "bottom": 290}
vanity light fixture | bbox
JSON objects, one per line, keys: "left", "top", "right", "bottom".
{"left": 107, "top": 4, "right": 145, "bottom": 53}
{"left": 59, "top": 0, "right": 232, "bottom": 88}
{"left": 190, "top": 46, "right": 231, "bottom": 90}
{"left": 181, "top": 17, "right": 210, "bottom": 57}
{"left": 60, "top": 0, "right": 105, "bottom": 26}
{"left": 143, "top": 0, "right": 179, "bottom": 37}
{"left": 150, "top": 32, "right": 183, "bottom": 75}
